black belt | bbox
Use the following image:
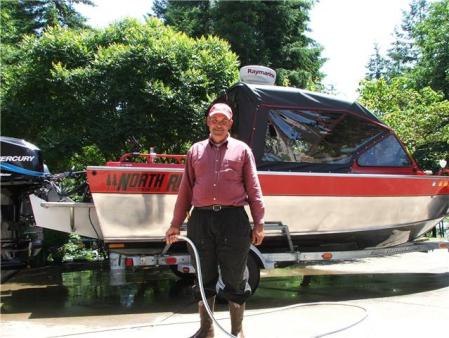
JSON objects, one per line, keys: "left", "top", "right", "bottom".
{"left": 195, "top": 205, "right": 243, "bottom": 212}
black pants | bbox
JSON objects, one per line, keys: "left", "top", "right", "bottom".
{"left": 187, "top": 207, "right": 252, "bottom": 305}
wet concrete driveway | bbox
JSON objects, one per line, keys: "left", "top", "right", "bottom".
{"left": 1, "top": 250, "right": 449, "bottom": 338}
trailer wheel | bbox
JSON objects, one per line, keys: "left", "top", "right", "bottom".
{"left": 247, "top": 253, "right": 260, "bottom": 294}
{"left": 215, "top": 253, "right": 261, "bottom": 304}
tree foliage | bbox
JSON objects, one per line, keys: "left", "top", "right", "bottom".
{"left": 1, "top": 18, "right": 239, "bottom": 171}
{"left": 412, "top": 0, "right": 449, "bottom": 98}
{"left": 359, "top": 77, "right": 449, "bottom": 172}
{"left": 365, "top": 43, "right": 389, "bottom": 80}
{"left": 1, "top": 0, "right": 94, "bottom": 97}
{"left": 385, "top": 0, "right": 429, "bottom": 78}
{"left": 361, "top": 0, "right": 448, "bottom": 171}
{"left": 153, "top": 0, "right": 324, "bottom": 88}
{"left": 153, "top": 0, "right": 212, "bottom": 38}
{"left": 366, "top": 0, "right": 449, "bottom": 98}
{"left": 0, "top": 0, "right": 93, "bottom": 44}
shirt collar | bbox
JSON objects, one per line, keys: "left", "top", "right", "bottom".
{"left": 209, "top": 133, "right": 230, "bottom": 148}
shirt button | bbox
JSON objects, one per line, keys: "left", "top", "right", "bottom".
{"left": 213, "top": 197, "right": 216, "bottom": 201}
{"left": 213, "top": 184, "right": 216, "bottom": 187}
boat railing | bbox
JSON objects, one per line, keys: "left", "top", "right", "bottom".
{"left": 119, "top": 152, "right": 186, "bottom": 164}
{"left": 106, "top": 152, "right": 187, "bottom": 168}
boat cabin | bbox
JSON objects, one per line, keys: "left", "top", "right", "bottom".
{"left": 213, "top": 82, "right": 421, "bottom": 175}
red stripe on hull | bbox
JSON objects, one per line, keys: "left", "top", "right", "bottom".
{"left": 87, "top": 167, "right": 449, "bottom": 197}
{"left": 258, "top": 173, "right": 449, "bottom": 197}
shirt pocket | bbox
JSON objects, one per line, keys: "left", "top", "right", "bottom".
{"left": 221, "top": 159, "right": 243, "bottom": 181}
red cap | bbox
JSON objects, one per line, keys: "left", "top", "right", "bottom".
{"left": 208, "top": 103, "right": 233, "bottom": 120}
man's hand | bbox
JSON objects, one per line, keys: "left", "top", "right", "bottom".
{"left": 251, "top": 224, "right": 264, "bottom": 246}
{"left": 165, "top": 225, "right": 180, "bottom": 245}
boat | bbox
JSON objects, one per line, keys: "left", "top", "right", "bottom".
{"left": 80, "top": 80, "right": 449, "bottom": 252}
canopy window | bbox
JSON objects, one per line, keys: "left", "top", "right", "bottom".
{"left": 358, "top": 135, "right": 411, "bottom": 167}
{"left": 262, "top": 109, "right": 385, "bottom": 165}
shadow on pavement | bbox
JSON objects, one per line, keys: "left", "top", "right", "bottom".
{"left": 247, "top": 272, "right": 449, "bottom": 310}
{"left": 1, "top": 263, "right": 449, "bottom": 319}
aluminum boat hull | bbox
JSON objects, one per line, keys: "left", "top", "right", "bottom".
{"left": 86, "top": 166, "right": 449, "bottom": 250}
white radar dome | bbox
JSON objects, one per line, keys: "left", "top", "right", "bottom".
{"left": 239, "top": 65, "right": 276, "bottom": 85}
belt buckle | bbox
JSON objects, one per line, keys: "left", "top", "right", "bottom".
{"left": 212, "top": 205, "right": 222, "bottom": 212}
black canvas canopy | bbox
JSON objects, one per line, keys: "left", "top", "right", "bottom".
{"left": 213, "top": 83, "right": 396, "bottom": 172}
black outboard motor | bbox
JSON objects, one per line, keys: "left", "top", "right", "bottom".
{"left": 0, "top": 136, "right": 46, "bottom": 180}
{"left": 1, "top": 136, "right": 46, "bottom": 267}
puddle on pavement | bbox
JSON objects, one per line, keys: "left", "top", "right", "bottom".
{"left": 250, "top": 268, "right": 449, "bottom": 309}
{"left": 1, "top": 264, "right": 448, "bottom": 318}
{"left": 1, "top": 265, "right": 195, "bottom": 318}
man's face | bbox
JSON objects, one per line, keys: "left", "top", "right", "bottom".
{"left": 207, "top": 113, "right": 233, "bottom": 141}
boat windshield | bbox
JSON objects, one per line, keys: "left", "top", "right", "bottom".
{"left": 358, "top": 135, "right": 411, "bottom": 167}
{"left": 261, "top": 109, "right": 385, "bottom": 166}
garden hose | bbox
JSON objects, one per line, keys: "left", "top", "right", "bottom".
{"left": 178, "top": 235, "right": 237, "bottom": 338}
{"left": 177, "top": 235, "right": 368, "bottom": 338}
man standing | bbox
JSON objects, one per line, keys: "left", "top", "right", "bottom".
{"left": 165, "top": 103, "right": 265, "bottom": 338}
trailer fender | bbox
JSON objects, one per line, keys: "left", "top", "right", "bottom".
{"left": 249, "top": 244, "right": 274, "bottom": 269}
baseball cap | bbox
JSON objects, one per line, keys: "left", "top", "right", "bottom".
{"left": 208, "top": 103, "right": 233, "bottom": 120}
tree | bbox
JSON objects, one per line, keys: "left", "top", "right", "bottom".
{"left": 152, "top": 0, "right": 212, "bottom": 38}
{"left": 0, "top": 0, "right": 93, "bottom": 44}
{"left": 385, "top": 0, "right": 429, "bottom": 78}
{"left": 412, "top": 0, "right": 449, "bottom": 98}
{"left": 365, "top": 43, "right": 388, "bottom": 80}
{"left": 359, "top": 77, "right": 449, "bottom": 172}
{"left": 361, "top": 0, "right": 448, "bottom": 171}
{"left": 371, "top": 0, "right": 449, "bottom": 98}
{"left": 1, "top": 18, "right": 239, "bottom": 171}
{"left": 153, "top": 0, "right": 324, "bottom": 89}
{"left": 1, "top": 0, "right": 94, "bottom": 91}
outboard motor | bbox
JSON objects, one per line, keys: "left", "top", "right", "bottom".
{"left": 1, "top": 136, "right": 46, "bottom": 267}
{"left": 0, "top": 136, "right": 46, "bottom": 180}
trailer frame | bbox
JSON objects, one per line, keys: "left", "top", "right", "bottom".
{"left": 106, "top": 222, "right": 449, "bottom": 291}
